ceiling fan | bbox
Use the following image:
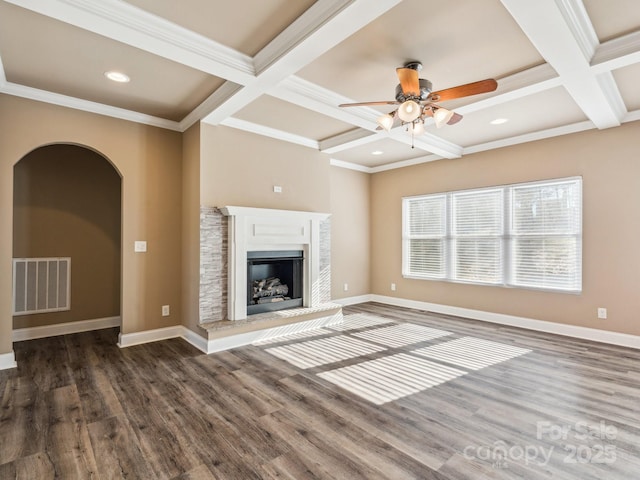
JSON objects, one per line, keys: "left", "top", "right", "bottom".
{"left": 339, "top": 61, "right": 497, "bottom": 136}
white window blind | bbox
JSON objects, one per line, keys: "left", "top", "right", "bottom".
{"left": 510, "top": 179, "right": 582, "bottom": 291}
{"left": 402, "top": 177, "right": 582, "bottom": 292}
{"left": 451, "top": 189, "right": 503, "bottom": 284}
{"left": 403, "top": 195, "right": 446, "bottom": 278}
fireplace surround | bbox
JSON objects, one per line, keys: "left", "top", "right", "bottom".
{"left": 220, "top": 206, "right": 331, "bottom": 321}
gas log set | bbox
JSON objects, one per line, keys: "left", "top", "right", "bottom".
{"left": 251, "top": 277, "right": 290, "bottom": 304}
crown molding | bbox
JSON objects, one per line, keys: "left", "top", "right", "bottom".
{"left": 0, "top": 81, "right": 182, "bottom": 131}
{"left": 369, "top": 153, "right": 442, "bottom": 174}
{"left": 555, "top": 0, "right": 599, "bottom": 61}
{"left": 330, "top": 158, "right": 373, "bottom": 173}
{"left": 219, "top": 117, "right": 319, "bottom": 149}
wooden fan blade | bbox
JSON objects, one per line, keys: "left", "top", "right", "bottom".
{"left": 430, "top": 79, "right": 497, "bottom": 102}
{"left": 396, "top": 67, "right": 420, "bottom": 96}
{"left": 339, "top": 101, "right": 399, "bottom": 107}
{"left": 447, "top": 112, "right": 463, "bottom": 125}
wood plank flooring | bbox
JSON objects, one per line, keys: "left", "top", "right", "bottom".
{"left": 1, "top": 302, "right": 639, "bottom": 479}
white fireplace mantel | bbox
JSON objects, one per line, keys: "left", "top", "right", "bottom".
{"left": 221, "top": 206, "right": 330, "bottom": 320}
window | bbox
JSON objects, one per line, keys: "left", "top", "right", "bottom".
{"left": 403, "top": 177, "right": 582, "bottom": 292}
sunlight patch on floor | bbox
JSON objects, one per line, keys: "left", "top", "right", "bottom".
{"left": 318, "top": 353, "right": 467, "bottom": 405}
{"left": 412, "top": 336, "right": 531, "bottom": 370}
{"left": 253, "top": 328, "right": 333, "bottom": 345}
{"left": 352, "top": 323, "right": 453, "bottom": 348}
{"left": 327, "top": 313, "right": 396, "bottom": 331}
{"left": 265, "top": 336, "right": 386, "bottom": 369}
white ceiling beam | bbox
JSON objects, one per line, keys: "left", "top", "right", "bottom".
{"left": 591, "top": 30, "right": 640, "bottom": 73}
{"left": 201, "top": 0, "right": 401, "bottom": 125}
{"left": 320, "top": 129, "right": 379, "bottom": 154}
{"left": 4, "top": 0, "right": 256, "bottom": 85}
{"left": 501, "top": 0, "right": 624, "bottom": 129}
{"left": 270, "top": 76, "right": 383, "bottom": 129}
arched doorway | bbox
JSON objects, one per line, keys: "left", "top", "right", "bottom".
{"left": 12, "top": 144, "right": 122, "bottom": 335}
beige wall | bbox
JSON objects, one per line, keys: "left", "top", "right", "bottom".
{"left": 330, "top": 166, "right": 370, "bottom": 299}
{"left": 181, "top": 123, "right": 202, "bottom": 334}
{"left": 0, "top": 94, "right": 182, "bottom": 356}
{"left": 200, "top": 124, "right": 330, "bottom": 212}
{"left": 371, "top": 121, "right": 640, "bottom": 336}
{"left": 13, "top": 144, "right": 121, "bottom": 329}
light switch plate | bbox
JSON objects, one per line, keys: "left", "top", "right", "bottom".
{"left": 134, "top": 241, "right": 147, "bottom": 252}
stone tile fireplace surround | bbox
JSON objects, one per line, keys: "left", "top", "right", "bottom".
{"left": 198, "top": 206, "right": 339, "bottom": 350}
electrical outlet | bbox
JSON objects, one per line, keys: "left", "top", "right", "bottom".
{"left": 391, "top": 283, "right": 396, "bottom": 291}
{"left": 273, "top": 185, "right": 282, "bottom": 193}
{"left": 134, "top": 241, "right": 147, "bottom": 252}
{"left": 343, "top": 283, "right": 349, "bottom": 292}
{"left": 162, "top": 305, "right": 170, "bottom": 316}
{"left": 597, "top": 307, "right": 607, "bottom": 319}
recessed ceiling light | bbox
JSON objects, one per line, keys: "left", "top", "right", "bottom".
{"left": 104, "top": 71, "right": 130, "bottom": 83}
{"left": 371, "top": 150, "right": 384, "bottom": 155}
{"left": 490, "top": 118, "right": 508, "bottom": 125}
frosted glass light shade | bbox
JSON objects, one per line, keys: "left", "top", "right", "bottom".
{"left": 398, "top": 100, "right": 421, "bottom": 122}
{"left": 408, "top": 121, "right": 425, "bottom": 136}
{"left": 434, "top": 108, "right": 454, "bottom": 128}
{"left": 377, "top": 113, "right": 394, "bottom": 131}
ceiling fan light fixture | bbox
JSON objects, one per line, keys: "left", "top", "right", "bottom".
{"left": 398, "top": 100, "right": 421, "bottom": 122}
{"left": 434, "top": 107, "right": 454, "bottom": 128}
{"left": 377, "top": 113, "right": 395, "bottom": 131}
{"left": 408, "top": 121, "right": 425, "bottom": 136}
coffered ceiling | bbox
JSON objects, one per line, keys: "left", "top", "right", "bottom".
{"left": 0, "top": 0, "right": 638, "bottom": 172}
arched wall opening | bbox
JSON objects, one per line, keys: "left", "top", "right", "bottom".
{"left": 12, "top": 143, "right": 122, "bottom": 331}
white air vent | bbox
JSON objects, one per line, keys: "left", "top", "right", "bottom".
{"left": 13, "top": 257, "right": 71, "bottom": 316}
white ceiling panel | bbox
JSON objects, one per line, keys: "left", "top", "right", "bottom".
{"left": 583, "top": 0, "right": 640, "bottom": 42}
{"left": 423, "top": 87, "right": 588, "bottom": 147}
{"left": 332, "top": 137, "right": 434, "bottom": 168}
{"left": 297, "top": 0, "right": 544, "bottom": 103}
{"left": 613, "top": 63, "right": 640, "bottom": 111}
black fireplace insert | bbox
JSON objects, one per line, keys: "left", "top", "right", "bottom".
{"left": 247, "top": 250, "right": 303, "bottom": 315}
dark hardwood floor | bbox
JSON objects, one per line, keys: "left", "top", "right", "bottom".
{"left": 1, "top": 302, "right": 639, "bottom": 479}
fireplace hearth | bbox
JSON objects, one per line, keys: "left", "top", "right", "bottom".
{"left": 247, "top": 250, "right": 303, "bottom": 315}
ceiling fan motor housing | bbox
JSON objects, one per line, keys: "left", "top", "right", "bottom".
{"left": 395, "top": 78, "right": 433, "bottom": 102}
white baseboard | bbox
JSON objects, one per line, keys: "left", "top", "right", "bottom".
{"left": 118, "top": 325, "right": 209, "bottom": 353}
{"left": 13, "top": 316, "right": 121, "bottom": 342}
{"left": 0, "top": 351, "right": 17, "bottom": 370}
{"left": 332, "top": 294, "right": 374, "bottom": 306}
{"left": 181, "top": 326, "right": 209, "bottom": 353}
{"left": 206, "top": 311, "right": 343, "bottom": 353}
{"left": 116, "top": 313, "right": 344, "bottom": 354}
{"left": 118, "top": 325, "right": 183, "bottom": 348}
{"left": 371, "top": 295, "right": 640, "bottom": 350}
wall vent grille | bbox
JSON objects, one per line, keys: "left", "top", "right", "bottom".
{"left": 13, "top": 257, "right": 71, "bottom": 316}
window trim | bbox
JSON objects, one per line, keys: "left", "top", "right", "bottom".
{"left": 402, "top": 176, "right": 582, "bottom": 294}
